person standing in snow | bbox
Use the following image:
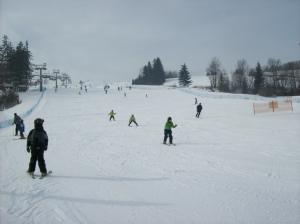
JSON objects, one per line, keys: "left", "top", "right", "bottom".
{"left": 13, "top": 113, "right": 22, "bottom": 136}
{"left": 196, "top": 103, "right": 203, "bottom": 118}
{"left": 26, "top": 118, "right": 48, "bottom": 176}
{"left": 109, "top": 110, "right": 116, "bottom": 121}
{"left": 128, "top": 114, "right": 138, "bottom": 127}
{"left": 163, "top": 117, "right": 177, "bottom": 145}
{"left": 19, "top": 119, "right": 25, "bottom": 139}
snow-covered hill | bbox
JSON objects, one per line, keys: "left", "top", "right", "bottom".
{"left": 0, "top": 85, "right": 299, "bottom": 223}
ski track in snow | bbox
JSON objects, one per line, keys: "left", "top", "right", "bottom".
{"left": 1, "top": 86, "right": 300, "bottom": 223}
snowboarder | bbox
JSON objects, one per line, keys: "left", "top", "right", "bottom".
{"left": 196, "top": 103, "right": 202, "bottom": 118}
{"left": 109, "top": 110, "right": 116, "bottom": 121}
{"left": 19, "top": 119, "right": 25, "bottom": 139}
{"left": 163, "top": 117, "right": 177, "bottom": 145}
{"left": 128, "top": 114, "right": 138, "bottom": 126}
{"left": 26, "top": 118, "right": 49, "bottom": 176}
{"left": 13, "top": 113, "right": 22, "bottom": 136}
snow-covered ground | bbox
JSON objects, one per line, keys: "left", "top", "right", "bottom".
{"left": 0, "top": 83, "right": 300, "bottom": 224}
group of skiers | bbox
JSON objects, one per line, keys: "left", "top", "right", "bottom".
{"left": 12, "top": 97, "right": 203, "bottom": 176}
{"left": 108, "top": 110, "right": 139, "bottom": 126}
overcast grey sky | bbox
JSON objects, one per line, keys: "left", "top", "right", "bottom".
{"left": 1, "top": 0, "right": 299, "bottom": 84}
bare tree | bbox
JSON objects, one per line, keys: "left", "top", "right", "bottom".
{"left": 231, "top": 59, "right": 249, "bottom": 93}
{"left": 206, "top": 57, "right": 221, "bottom": 89}
{"left": 266, "top": 58, "right": 281, "bottom": 90}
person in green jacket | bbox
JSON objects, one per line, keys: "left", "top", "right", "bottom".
{"left": 109, "top": 110, "right": 116, "bottom": 121}
{"left": 128, "top": 114, "right": 138, "bottom": 126}
{"left": 163, "top": 117, "right": 177, "bottom": 144}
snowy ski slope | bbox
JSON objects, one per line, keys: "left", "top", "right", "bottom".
{"left": 0, "top": 84, "right": 300, "bottom": 224}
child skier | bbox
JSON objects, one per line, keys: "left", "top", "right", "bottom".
{"left": 196, "top": 103, "right": 203, "bottom": 118}
{"left": 163, "top": 117, "right": 177, "bottom": 145}
{"left": 109, "top": 110, "right": 116, "bottom": 121}
{"left": 128, "top": 114, "right": 138, "bottom": 126}
{"left": 26, "top": 118, "right": 49, "bottom": 177}
{"left": 19, "top": 119, "right": 25, "bottom": 139}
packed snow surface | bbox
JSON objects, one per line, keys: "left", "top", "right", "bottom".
{"left": 1, "top": 84, "right": 300, "bottom": 224}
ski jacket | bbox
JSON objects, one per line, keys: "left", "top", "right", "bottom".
{"left": 164, "top": 121, "right": 176, "bottom": 130}
{"left": 129, "top": 115, "right": 136, "bottom": 122}
{"left": 109, "top": 111, "right": 116, "bottom": 116}
{"left": 197, "top": 104, "right": 202, "bottom": 112}
{"left": 19, "top": 122, "right": 25, "bottom": 132}
{"left": 27, "top": 127, "right": 48, "bottom": 151}
{"left": 14, "top": 115, "right": 21, "bottom": 125}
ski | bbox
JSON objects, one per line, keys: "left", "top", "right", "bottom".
{"left": 162, "top": 143, "right": 176, "bottom": 146}
{"left": 27, "top": 172, "right": 35, "bottom": 179}
{"left": 39, "top": 170, "right": 52, "bottom": 179}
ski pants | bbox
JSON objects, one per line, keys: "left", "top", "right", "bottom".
{"left": 28, "top": 149, "right": 47, "bottom": 173}
{"left": 164, "top": 129, "right": 173, "bottom": 144}
{"left": 109, "top": 115, "right": 115, "bottom": 121}
{"left": 15, "top": 124, "right": 20, "bottom": 135}
{"left": 129, "top": 120, "right": 138, "bottom": 126}
{"left": 196, "top": 111, "right": 201, "bottom": 118}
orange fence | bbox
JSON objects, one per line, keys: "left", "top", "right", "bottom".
{"left": 253, "top": 100, "right": 293, "bottom": 115}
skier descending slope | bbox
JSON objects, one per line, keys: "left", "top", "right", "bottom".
{"left": 108, "top": 110, "right": 116, "bottom": 121}
{"left": 128, "top": 114, "right": 138, "bottom": 127}
{"left": 163, "top": 117, "right": 177, "bottom": 145}
{"left": 26, "top": 118, "right": 49, "bottom": 177}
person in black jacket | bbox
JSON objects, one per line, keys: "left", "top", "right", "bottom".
{"left": 13, "top": 113, "right": 22, "bottom": 136}
{"left": 26, "top": 118, "right": 48, "bottom": 176}
{"left": 196, "top": 103, "right": 202, "bottom": 118}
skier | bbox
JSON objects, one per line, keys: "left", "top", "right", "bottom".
{"left": 109, "top": 110, "right": 116, "bottom": 121}
{"left": 26, "top": 118, "right": 49, "bottom": 176}
{"left": 19, "top": 119, "right": 25, "bottom": 139}
{"left": 128, "top": 114, "right": 138, "bottom": 126}
{"left": 196, "top": 103, "right": 202, "bottom": 118}
{"left": 13, "top": 113, "right": 22, "bottom": 136}
{"left": 163, "top": 117, "right": 177, "bottom": 145}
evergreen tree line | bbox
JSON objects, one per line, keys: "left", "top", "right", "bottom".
{"left": 132, "top": 58, "right": 166, "bottom": 85}
{"left": 132, "top": 58, "right": 192, "bottom": 87}
{"left": 0, "top": 35, "right": 33, "bottom": 91}
{"left": 206, "top": 57, "right": 300, "bottom": 96}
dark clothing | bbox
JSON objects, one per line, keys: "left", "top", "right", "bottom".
{"left": 13, "top": 114, "right": 22, "bottom": 136}
{"left": 28, "top": 150, "right": 47, "bottom": 173}
{"left": 27, "top": 127, "right": 48, "bottom": 173}
{"left": 196, "top": 104, "right": 203, "bottom": 118}
{"left": 129, "top": 120, "right": 138, "bottom": 126}
{"left": 163, "top": 129, "right": 173, "bottom": 144}
{"left": 19, "top": 121, "right": 25, "bottom": 138}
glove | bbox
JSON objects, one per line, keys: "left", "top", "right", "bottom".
{"left": 174, "top": 124, "right": 178, "bottom": 128}
{"left": 26, "top": 147, "right": 30, "bottom": 153}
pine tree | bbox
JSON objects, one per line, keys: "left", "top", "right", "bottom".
{"left": 132, "top": 57, "right": 166, "bottom": 85}
{"left": 253, "top": 62, "right": 264, "bottom": 94}
{"left": 178, "top": 64, "right": 192, "bottom": 87}
{"left": 0, "top": 35, "right": 14, "bottom": 85}
{"left": 152, "top": 58, "right": 165, "bottom": 85}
